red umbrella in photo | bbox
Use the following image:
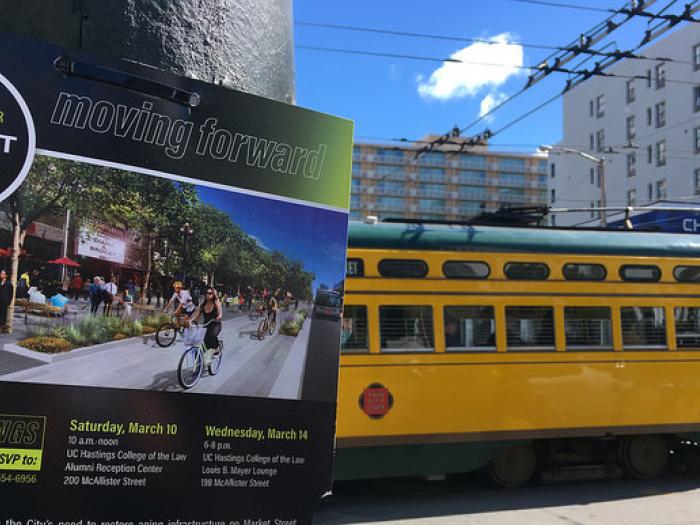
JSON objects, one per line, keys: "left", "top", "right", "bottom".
{"left": 47, "top": 256, "right": 80, "bottom": 267}
{"left": 0, "top": 248, "right": 11, "bottom": 257}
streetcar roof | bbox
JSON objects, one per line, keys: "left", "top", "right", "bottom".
{"left": 347, "top": 221, "right": 700, "bottom": 258}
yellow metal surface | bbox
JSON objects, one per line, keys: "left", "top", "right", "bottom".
{"left": 337, "top": 247, "right": 700, "bottom": 444}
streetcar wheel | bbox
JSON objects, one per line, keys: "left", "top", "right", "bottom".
{"left": 156, "top": 322, "right": 177, "bottom": 347}
{"left": 208, "top": 341, "right": 223, "bottom": 375}
{"left": 485, "top": 443, "right": 537, "bottom": 488}
{"left": 178, "top": 347, "right": 202, "bottom": 389}
{"left": 619, "top": 435, "right": 669, "bottom": 480}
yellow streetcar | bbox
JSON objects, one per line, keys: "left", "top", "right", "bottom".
{"left": 334, "top": 220, "right": 700, "bottom": 486}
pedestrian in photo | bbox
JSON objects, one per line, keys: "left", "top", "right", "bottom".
{"left": 102, "top": 276, "right": 118, "bottom": 316}
{"left": 69, "top": 271, "right": 83, "bottom": 300}
{"left": 49, "top": 288, "right": 70, "bottom": 315}
{"left": 89, "top": 277, "right": 102, "bottom": 315}
{"left": 16, "top": 270, "right": 29, "bottom": 299}
{"left": 121, "top": 286, "right": 134, "bottom": 317}
{"left": 0, "top": 270, "right": 13, "bottom": 331}
{"left": 29, "top": 285, "right": 46, "bottom": 305}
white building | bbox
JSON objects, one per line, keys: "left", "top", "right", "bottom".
{"left": 550, "top": 23, "right": 700, "bottom": 227}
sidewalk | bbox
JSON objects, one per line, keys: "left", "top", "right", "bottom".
{"left": 0, "top": 309, "right": 310, "bottom": 399}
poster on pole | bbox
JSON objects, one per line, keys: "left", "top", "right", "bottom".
{"left": 0, "top": 32, "right": 352, "bottom": 524}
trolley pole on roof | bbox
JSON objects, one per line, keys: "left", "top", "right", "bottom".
{"left": 539, "top": 145, "right": 607, "bottom": 227}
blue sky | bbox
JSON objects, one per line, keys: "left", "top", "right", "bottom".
{"left": 197, "top": 186, "right": 348, "bottom": 292}
{"left": 294, "top": 1, "right": 680, "bottom": 151}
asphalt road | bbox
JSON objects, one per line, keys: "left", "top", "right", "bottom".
{"left": 313, "top": 470, "right": 700, "bottom": 524}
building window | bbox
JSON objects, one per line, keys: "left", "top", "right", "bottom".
{"left": 564, "top": 307, "right": 612, "bottom": 350}
{"left": 656, "top": 179, "right": 667, "bottom": 200}
{"left": 596, "top": 94, "right": 605, "bottom": 117}
{"left": 626, "top": 115, "right": 636, "bottom": 140}
{"left": 647, "top": 183, "right": 653, "bottom": 201}
{"left": 596, "top": 129, "right": 605, "bottom": 152}
{"left": 550, "top": 188, "right": 556, "bottom": 203}
{"left": 589, "top": 167, "right": 595, "bottom": 185}
{"left": 589, "top": 133, "right": 594, "bottom": 151}
{"left": 694, "top": 44, "right": 700, "bottom": 70}
{"left": 505, "top": 306, "right": 555, "bottom": 351}
{"left": 655, "top": 63, "right": 666, "bottom": 89}
{"left": 550, "top": 163, "right": 555, "bottom": 178}
{"left": 627, "top": 189, "right": 637, "bottom": 205}
{"left": 695, "top": 168, "right": 700, "bottom": 195}
{"left": 655, "top": 140, "right": 666, "bottom": 166}
{"left": 596, "top": 166, "right": 602, "bottom": 188}
{"left": 626, "top": 79, "right": 635, "bottom": 103}
{"left": 444, "top": 306, "right": 496, "bottom": 351}
{"left": 341, "top": 305, "right": 369, "bottom": 353}
{"left": 655, "top": 101, "right": 666, "bottom": 128}
{"left": 626, "top": 152, "right": 636, "bottom": 177}
{"left": 647, "top": 144, "right": 653, "bottom": 164}
{"left": 646, "top": 69, "right": 652, "bottom": 88}
{"left": 695, "top": 127, "right": 700, "bottom": 153}
{"left": 621, "top": 306, "right": 666, "bottom": 349}
{"left": 379, "top": 305, "right": 434, "bottom": 352}
{"left": 694, "top": 86, "right": 700, "bottom": 112}
{"left": 589, "top": 99, "right": 594, "bottom": 117}
{"left": 646, "top": 107, "right": 652, "bottom": 126}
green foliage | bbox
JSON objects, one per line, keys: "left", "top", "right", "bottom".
{"left": 46, "top": 316, "right": 145, "bottom": 347}
{"left": 142, "top": 314, "right": 171, "bottom": 329}
{"left": 279, "top": 311, "right": 308, "bottom": 337}
{"left": 20, "top": 336, "right": 73, "bottom": 354}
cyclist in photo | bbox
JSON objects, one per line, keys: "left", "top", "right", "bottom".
{"left": 265, "top": 290, "right": 279, "bottom": 328}
{"left": 165, "top": 281, "right": 196, "bottom": 326}
{"left": 190, "top": 287, "right": 223, "bottom": 362}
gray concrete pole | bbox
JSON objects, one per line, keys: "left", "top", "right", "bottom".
{"left": 0, "top": 0, "right": 295, "bottom": 103}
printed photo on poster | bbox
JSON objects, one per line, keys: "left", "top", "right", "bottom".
{"left": 0, "top": 156, "right": 347, "bottom": 399}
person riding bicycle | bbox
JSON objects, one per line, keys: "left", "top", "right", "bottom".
{"left": 264, "top": 290, "right": 279, "bottom": 327}
{"left": 165, "top": 281, "right": 196, "bottom": 326}
{"left": 190, "top": 287, "right": 222, "bottom": 361}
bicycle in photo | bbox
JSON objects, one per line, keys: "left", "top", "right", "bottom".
{"left": 155, "top": 313, "right": 185, "bottom": 347}
{"left": 256, "top": 312, "right": 276, "bottom": 340}
{"left": 177, "top": 320, "right": 224, "bottom": 390}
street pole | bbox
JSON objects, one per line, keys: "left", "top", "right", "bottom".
{"left": 0, "top": 0, "right": 295, "bottom": 103}
{"left": 599, "top": 158, "right": 607, "bottom": 227}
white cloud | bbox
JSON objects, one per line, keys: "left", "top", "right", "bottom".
{"left": 479, "top": 92, "right": 508, "bottom": 121}
{"left": 417, "top": 33, "right": 524, "bottom": 101}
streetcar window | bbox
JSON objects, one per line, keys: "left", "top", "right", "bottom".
{"left": 379, "top": 305, "right": 434, "bottom": 352}
{"left": 346, "top": 258, "right": 364, "bottom": 277}
{"left": 621, "top": 306, "right": 666, "bottom": 349}
{"left": 505, "top": 306, "right": 555, "bottom": 351}
{"left": 341, "top": 305, "right": 369, "bottom": 354}
{"left": 564, "top": 307, "right": 612, "bottom": 350}
{"left": 675, "top": 307, "right": 700, "bottom": 349}
{"left": 378, "top": 259, "right": 428, "bottom": 278}
{"left": 674, "top": 266, "right": 700, "bottom": 283}
{"left": 562, "top": 263, "right": 607, "bottom": 281}
{"left": 444, "top": 306, "right": 496, "bottom": 351}
{"left": 504, "top": 262, "right": 549, "bottom": 280}
{"left": 619, "top": 265, "right": 661, "bottom": 282}
{"left": 442, "top": 261, "right": 490, "bottom": 279}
